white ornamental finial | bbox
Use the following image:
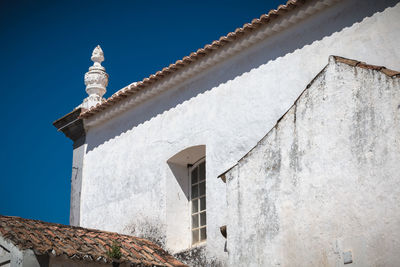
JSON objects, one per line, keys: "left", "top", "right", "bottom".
{"left": 80, "top": 45, "right": 109, "bottom": 109}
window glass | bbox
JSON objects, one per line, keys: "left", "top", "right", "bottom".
{"left": 192, "top": 199, "right": 199, "bottom": 213}
{"left": 199, "top": 162, "right": 205, "bottom": 181}
{"left": 200, "top": 212, "right": 206, "bottom": 226}
{"left": 199, "top": 182, "right": 205, "bottom": 196}
{"left": 192, "top": 230, "right": 199, "bottom": 243}
{"left": 192, "top": 214, "right": 199, "bottom": 228}
{"left": 200, "top": 228, "right": 206, "bottom": 241}
{"left": 200, "top": 198, "right": 206, "bottom": 211}
{"left": 190, "top": 159, "right": 206, "bottom": 245}
{"left": 192, "top": 184, "right": 199, "bottom": 198}
{"left": 191, "top": 169, "right": 198, "bottom": 184}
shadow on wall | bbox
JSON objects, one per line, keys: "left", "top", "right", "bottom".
{"left": 167, "top": 145, "right": 206, "bottom": 200}
{"left": 168, "top": 163, "right": 190, "bottom": 200}
{"left": 86, "top": 0, "right": 397, "bottom": 152}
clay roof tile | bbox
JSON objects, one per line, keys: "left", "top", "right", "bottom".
{"left": 381, "top": 68, "right": 400, "bottom": 77}
{"left": 73, "top": 0, "right": 307, "bottom": 120}
{"left": 0, "top": 215, "right": 186, "bottom": 267}
{"left": 333, "top": 56, "right": 400, "bottom": 77}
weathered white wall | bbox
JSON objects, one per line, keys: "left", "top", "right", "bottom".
{"left": 77, "top": 0, "right": 400, "bottom": 265}
{"left": 70, "top": 138, "right": 86, "bottom": 226}
{"left": 0, "top": 237, "right": 47, "bottom": 267}
{"left": 0, "top": 239, "right": 11, "bottom": 267}
{"left": 226, "top": 58, "right": 400, "bottom": 266}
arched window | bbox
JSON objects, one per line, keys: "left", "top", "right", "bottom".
{"left": 189, "top": 158, "right": 206, "bottom": 244}
{"left": 166, "top": 145, "right": 206, "bottom": 251}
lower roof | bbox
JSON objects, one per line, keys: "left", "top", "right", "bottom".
{"left": 0, "top": 215, "right": 186, "bottom": 267}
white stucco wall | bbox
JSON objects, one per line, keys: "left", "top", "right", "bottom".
{"left": 77, "top": 0, "right": 400, "bottom": 265}
{"left": 225, "top": 58, "right": 400, "bottom": 266}
{"left": 0, "top": 239, "right": 11, "bottom": 267}
{"left": 0, "top": 237, "right": 46, "bottom": 267}
{"left": 70, "top": 138, "right": 86, "bottom": 226}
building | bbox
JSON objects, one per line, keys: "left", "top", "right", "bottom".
{"left": 53, "top": 0, "right": 400, "bottom": 266}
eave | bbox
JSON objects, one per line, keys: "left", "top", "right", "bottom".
{"left": 53, "top": 108, "right": 86, "bottom": 143}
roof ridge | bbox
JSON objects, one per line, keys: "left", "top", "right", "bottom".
{"left": 80, "top": 0, "right": 306, "bottom": 119}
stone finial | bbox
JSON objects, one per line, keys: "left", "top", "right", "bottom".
{"left": 80, "top": 45, "right": 109, "bottom": 109}
{"left": 91, "top": 45, "right": 104, "bottom": 67}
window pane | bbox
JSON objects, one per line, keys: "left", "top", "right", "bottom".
{"left": 200, "top": 212, "right": 206, "bottom": 226}
{"left": 191, "top": 168, "right": 198, "bottom": 184}
{"left": 192, "top": 230, "right": 199, "bottom": 244}
{"left": 200, "top": 197, "right": 206, "bottom": 211}
{"left": 200, "top": 228, "right": 206, "bottom": 241}
{"left": 192, "top": 214, "right": 199, "bottom": 228}
{"left": 192, "top": 199, "right": 198, "bottom": 213}
{"left": 192, "top": 184, "right": 198, "bottom": 198}
{"left": 199, "top": 182, "right": 205, "bottom": 196}
{"left": 199, "top": 162, "right": 205, "bottom": 181}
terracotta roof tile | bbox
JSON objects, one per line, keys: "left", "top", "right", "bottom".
{"left": 333, "top": 56, "right": 400, "bottom": 77}
{"left": 381, "top": 68, "right": 400, "bottom": 77}
{"left": 79, "top": 0, "right": 306, "bottom": 120}
{"left": 0, "top": 215, "right": 186, "bottom": 267}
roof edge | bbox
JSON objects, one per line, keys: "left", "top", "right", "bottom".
{"left": 331, "top": 55, "right": 400, "bottom": 77}
{"left": 79, "top": 0, "right": 342, "bottom": 127}
{"left": 219, "top": 55, "right": 400, "bottom": 178}
{"left": 53, "top": 108, "right": 86, "bottom": 143}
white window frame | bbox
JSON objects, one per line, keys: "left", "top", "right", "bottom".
{"left": 189, "top": 158, "right": 206, "bottom": 246}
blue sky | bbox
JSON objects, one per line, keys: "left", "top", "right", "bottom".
{"left": 0, "top": 0, "right": 285, "bottom": 225}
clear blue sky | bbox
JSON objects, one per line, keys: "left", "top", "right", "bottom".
{"left": 0, "top": 0, "right": 285, "bottom": 225}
